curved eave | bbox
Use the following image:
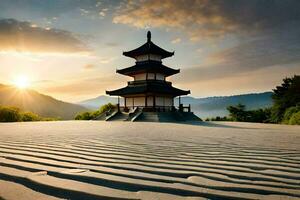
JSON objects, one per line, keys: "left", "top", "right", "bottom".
{"left": 116, "top": 61, "right": 180, "bottom": 77}
{"left": 116, "top": 68, "right": 180, "bottom": 77}
{"left": 123, "top": 41, "right": 174, "bottom": 59}
{"left": 106, "top": 85, "right": 190, "bottom": 97}
{"left": 123, "top": 51, "right": 174, "bottom": 59}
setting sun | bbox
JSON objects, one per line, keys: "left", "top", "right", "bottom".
{"left": 13, "top": 75, "right": 30, "bottom": 89}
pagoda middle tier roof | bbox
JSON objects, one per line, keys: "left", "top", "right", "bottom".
{"left": 117, "top": 61, "right": 180, "bottom": 77}
{"left": 106, "top": 80, "right": 190, "bottom": 97}
{"left": 123, "top": 41, "right": 174, "bottom": 59}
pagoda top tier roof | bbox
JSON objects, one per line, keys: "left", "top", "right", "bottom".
{"left": 117, "top": 60, "right": 179, "bottom": 77}
{"left": 123, "top": 31, "right": 174, "bottom": 59}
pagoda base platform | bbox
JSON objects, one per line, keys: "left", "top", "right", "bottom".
{"left": 99, "top": 108, "right": 201, "bottom": 122}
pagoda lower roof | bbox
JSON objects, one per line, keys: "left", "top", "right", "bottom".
{"left": 117, "top": 61, "right": 179, "bottom": 77}
{"left": 106, "top": 80, "right": 190, "bottom": 97}
{"left": 123, "top": 41, "right": 174, "bottom": 59}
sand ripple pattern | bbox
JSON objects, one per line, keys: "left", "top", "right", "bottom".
{"left": 0, "top": 121, "right": 300, "bottom": 200}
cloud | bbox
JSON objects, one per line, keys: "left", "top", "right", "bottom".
{"left": 0, "top": 18, "right": 89, "bottom": 53}
{"left": 98, "top": 56, "right": 117, "bottom": 64}
{"left": 114, "top": 0, "right": 300, "bottom": 40}
{"left": 173, "top": 26, "right": 300, "bottom": 83}
{"left": 105, "top": 42, "right": 119, "bottom": 47}
{"left": 33, "top": 80, "right": 55, "bottom": 84}
{"left": 171, "top": 38, "right": 181, "bottom": 44}
{"left": 173, "top": 63, "right": 300, "bottom": 97}
{"left": 0, "top": 0, "right": 117, "bottom": 17}
{"left": 84, "top": 64, "right": 96, "bottom": 70}
{"left": 43, "top": 75, "right": 126, "bottom": 97}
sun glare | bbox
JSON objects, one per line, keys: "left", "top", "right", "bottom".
{"left": 13, "top": 75, "right": 30, "bottom": 89}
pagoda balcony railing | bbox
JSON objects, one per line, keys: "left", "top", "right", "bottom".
{"left": 127, "top": 79, "right": 172, "bottom": 86}
{"left": 117, "top": 104, "right": 191, "bottom": 113}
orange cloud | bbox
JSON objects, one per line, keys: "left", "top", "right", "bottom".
{"left": 113, "top": 0, "right": 300, "bottom": 40}
{"left": 0, "top": 19, "right": 89, "bottom": 53}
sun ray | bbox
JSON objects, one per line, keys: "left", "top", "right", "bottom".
{"left": 13, "top": 75, "right": 31, "bottom": 89}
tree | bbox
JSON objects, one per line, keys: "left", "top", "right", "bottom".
{"left": 21, "top": 112, "right": 41, "bottom": 121}
{"left": 281, "top": 106, "right": 300, "bottom": 124}
{"left": 75, "top": 103, "right": 117, "bottom": 120}
{"left": 289, "top": 111, "right": 300, "bottom": 125}
{"left": 271, "top": 75, "right": 300, "bottom": 123}
{"left": 227, "top": 104, "right": 247, "bottom": 121}
{"left": 75, "top": 111, "right": 93, "bottom": 120}
{"left": 227, "top": 104, "right": 270, "bottom": 123}
{"left": 0, "top": 106, "right": 22, "bottom": 122}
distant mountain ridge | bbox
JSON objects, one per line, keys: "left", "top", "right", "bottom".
{"left": 0, "top": 83, "right": 273, "bottom": 120}
{"left": 182, "top": 92, "right": 273, "bottom": 118}
{"left": 79, "top": 92, "right": 273, "bottom": 118}
{"left": 79, "top": 95, "right": 118, "bottom": 109}
{"left": 0, "top": 84, "right": 87, "bottom": 119}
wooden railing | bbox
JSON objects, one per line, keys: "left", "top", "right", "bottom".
{"left": 127, "top": 80, "right": 172, "bottom": 86}
{"left": 116, "top": 104, "right": 191, "bottom": 113}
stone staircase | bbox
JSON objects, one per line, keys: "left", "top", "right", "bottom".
{"left": 137, "top": 112, "right": 160, "bottom": 122}
{"left": 133, "top": 111, "right": 201, "bottom": 122}
{"left": 102, "top": 109, "right": 201, "bottom": 122}
{"left": 106, "top": 111, "right": 129, "bottom": 121}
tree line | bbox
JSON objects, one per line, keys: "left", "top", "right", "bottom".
{"left": 206, "top": 75, "right": 300, "bottom": 125}
{"left": 0, "top": 106, "right": 59, "bottom": 122}
{"left": 75, "top": 103, "right": 116, "bottom": 120}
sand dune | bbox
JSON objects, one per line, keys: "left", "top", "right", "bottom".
{"left": 0, "top": 121, "right": 299, "bottom": 200}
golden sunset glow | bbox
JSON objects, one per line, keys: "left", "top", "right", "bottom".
{"left": 13, "top": 75, "right": 31, "bottom": 89}
{"left": 0, "top": 0, "right": 298, "bottom": 103}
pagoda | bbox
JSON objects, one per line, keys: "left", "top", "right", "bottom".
{"left": 106, "top": 31, "right": 198, "bottom": 121}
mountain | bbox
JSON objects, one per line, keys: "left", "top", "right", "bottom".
{"left": 79, "top": 95, "right": 118, "bottom": 109}
{"left": 177, "top": 92, "right": 273, "bottom": 118}
{"left": 0, "top": 84, "right": 87, "bottom": 119}
{"left": 79, "top": 92, "right": 273, "bottom": 118}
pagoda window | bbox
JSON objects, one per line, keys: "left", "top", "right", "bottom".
{"left": 155, "top": 96, "right": 164, "bottom": 106}
{"left": 126, "top": 97, "right": 134, "bottom": 107}
{"left": 147, "top": 73, "right": 155, "bottom": 80}
{"left": 147, "top": 96, "right": 154, "bottom": 107}
{"left": 136, "top": 54, "right": 162, "bottom": 62}
{"left": 134, "top": 97, "right": 145, "bottom": 106}
{"left": 134, "top": 73, "right": 147, "bottom": 81}
{"left": 156, "top": 73, "right": 165, "bottom": 80}
{"left": 165, "top": 97, "right": 173, "bottom": 106}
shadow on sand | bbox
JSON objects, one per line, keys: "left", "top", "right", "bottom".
{"left": 178, "top": 121, "right": 258, "bottom": 129}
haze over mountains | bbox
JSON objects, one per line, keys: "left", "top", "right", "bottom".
{"left": 0, "top": 83, "right": 272, "bottom": 119}
{"left": 79, "top": 92, "right": 273, "bottom": 118}
{"left": 0, "top": 84, "right": 87, "bottom": 120}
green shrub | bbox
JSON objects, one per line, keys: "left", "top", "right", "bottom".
{"left": 288, "top": 111, "right": 300, "bottom": 125}
{"left": 42, "top": 117, "right": 61, "bottom": 121}
{"left": 75, "top": 111, "right": 93, "bottom": 120}
{"left": 98, "top": 103, "right": 116, "bottom": 114}
{"left": 282, "top": 105, "right": 300, "bottom": 124}
{"left": 75, "top": 103, "right": 116, "bottom": 120}
{"left": 0, "top": 105, "right": 59, "bottom": 122}
{"left": 271, "top": 75, "right": 300, "bottom": 123}
{"left": 0, "top": 106, "right": 22, "bottom": 122}
{"left": 21, "top": 112, "right": 41, "bottom": 121}
{"left": 207, "top": 116, "right": 233, "bottom": 121}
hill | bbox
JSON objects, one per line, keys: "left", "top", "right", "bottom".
{"left": 0, "top": 84, "right": 87, "bottom": 119}
{"left": 179, "top": 92, "right": 273, "bottom": 118}
{"left": 79, "top": 92, "right": 272, "bottom": 118}
{"left": 79, "top": 95, "right": 118, "bottom": 109}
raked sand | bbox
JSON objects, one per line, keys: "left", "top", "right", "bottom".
{"left": 0, "top": 121, "right": 299, "bottom": 200}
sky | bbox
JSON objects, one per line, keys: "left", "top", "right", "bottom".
{"left": 0, "top": 0, "right": 300, "bottom": 102}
